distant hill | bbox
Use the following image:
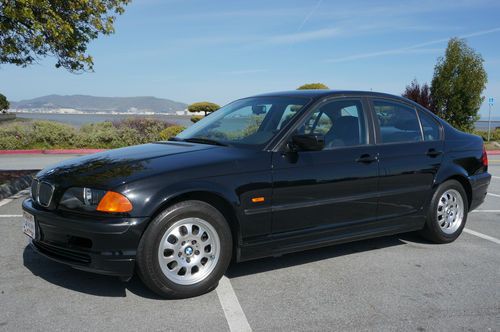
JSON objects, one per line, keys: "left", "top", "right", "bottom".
{"left": 11, "top": 95, "right": 188, "bottom": 113}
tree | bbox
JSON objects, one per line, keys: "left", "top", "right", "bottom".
{"left": 402, "top": 79, "right": 433, "bottom": 111}
{"left": 431, "top": 38, "right": 487, "bottom": 132}
{"left": 0, "top": 0, "right": 130, "bottom": 73}
{"left": 297, "top": 83, "right": 329, "bottom": 90}
{"left": 188, "top": 102, "right": 220, "bottom": 116}
{"left": 0, "top": 93, "right": 9, "bottom": 113}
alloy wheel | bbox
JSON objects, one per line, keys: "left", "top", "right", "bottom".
{"left": 436, "top": 189, "right": 464, "bottom": 235}
{"left": 158, "top": 217, "right": 220, "bottom": 285}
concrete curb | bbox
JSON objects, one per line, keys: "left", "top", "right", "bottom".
{"left": 0, "top": 149, "right": 105, "bottom": 155}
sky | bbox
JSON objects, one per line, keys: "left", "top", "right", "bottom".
{"left": 1, "top": 0, "right": 500, "bottom": 118}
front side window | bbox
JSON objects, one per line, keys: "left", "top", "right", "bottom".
{"left": 374, "top": 100, "right": 422, "bottom": 143}
{"left": 176, "top": 97, "right": 310, "bottom": 147}
{"left": 296, "top": 99, "right": 367, "bottom": 149}
{"left": 418, "top": 110, "right": 441, "bottom": 141}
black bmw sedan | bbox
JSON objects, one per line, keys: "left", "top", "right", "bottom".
{"left": 22, "top": 90, "right": 491, "bottom": 298}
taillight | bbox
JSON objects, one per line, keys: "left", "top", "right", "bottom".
{"left": 481, "top": 146, "right": 488, "bottom": 167}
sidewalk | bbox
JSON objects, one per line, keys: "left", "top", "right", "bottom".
{"left": 0, "top": 154, "right": 84, "bottom": 171}
{"left": 0, "top": 149, "right": 104, "bottom": 171}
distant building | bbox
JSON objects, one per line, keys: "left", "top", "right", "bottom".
{"left": 176, "top": 108, "right": 201, "bottom": 116}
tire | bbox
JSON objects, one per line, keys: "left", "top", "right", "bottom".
{"left": 420, "top": 180, "right": 468, "bottom": 243}
{"left": 136, "top": 200, "right": 232, "bottom": 298}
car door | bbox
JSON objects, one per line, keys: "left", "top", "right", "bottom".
{"left": 270, "top": 97, "right": 380, "bottom": 237}
{"left": 370, "top": 98, "right": 444, "bottom": 224}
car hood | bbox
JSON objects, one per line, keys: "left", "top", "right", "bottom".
{"left": 36, "top": 142, "right": 217, "bottom": 188}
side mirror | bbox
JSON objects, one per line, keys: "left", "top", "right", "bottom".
{"left": 252, "top": 105, "right": 267, "bottom": 115}
{"left": 291, "top": 134, "right": 325, "bottom": 151}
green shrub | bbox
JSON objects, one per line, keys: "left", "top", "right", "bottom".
{"left": 190, "top": 115, "right": 204, "bottom": 123}
{"left": 31, "top": 121, "right": 77, "bottom": 148}
{"left": 474, "top": 129, "right": 500, "bottom": 141}
{"left": 112, "top": 118, "right": 173, "bottom": 144}
{"left": 0, "top": 122, "right": 32, "bottom": 149}
{"left": 0, "top": 120, "right": 76, "bottom": 149}
{"left": 159, "top": 125, "right": 185, "bottom": 140}
{"left": 76, "top": 122, "right": 121, "bottom": 148}
{"left": 0, "top": 117, "right": 186, "bottom": 150}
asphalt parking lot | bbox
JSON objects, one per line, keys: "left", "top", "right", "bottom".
{"left": 1, "top": 157, "right": 499, "bottom": 331}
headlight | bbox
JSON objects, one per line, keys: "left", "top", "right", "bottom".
{"left": 60, "top": 187, "right": 107, "bottom": 211}
{"left": 60, "top": 187, "right": 132, "bottom": 213}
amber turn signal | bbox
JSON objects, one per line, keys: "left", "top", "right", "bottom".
{"left": 251, "top": 196, "right": 265, "bottom": 203}
{"left": 96, "top": 191, "right": 133, "bottom": 213}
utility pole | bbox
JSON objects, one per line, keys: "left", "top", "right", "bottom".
{"left": 487, "top": 97, "right": 494, "bottom": 142}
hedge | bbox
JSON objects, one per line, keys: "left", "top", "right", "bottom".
{"left": 0, "top": 118, "right": 185, "bottom": 150}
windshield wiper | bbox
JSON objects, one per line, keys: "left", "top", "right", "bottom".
{"left": 172, "top": 137, "right": 228, "bottom": 146}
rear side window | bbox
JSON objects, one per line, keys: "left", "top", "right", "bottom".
{"left": 418, "top": 110, "right": 441, "bottom": 141}
{"left": 373, "top": 100, "right": 422, "bottom": 143}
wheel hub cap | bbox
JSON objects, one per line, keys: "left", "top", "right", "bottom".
{"left": 436, "top": 189, "right": 464, "bottom": 235}
{"left": 184, "top": 246, "right": 194, "bottom": 256}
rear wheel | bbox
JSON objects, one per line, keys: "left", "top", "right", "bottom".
{"left": 136, "top": 200, "right": 232, "bottom": 298}
{"left": 420, "top": 180, "right": 468, "bottom": 243}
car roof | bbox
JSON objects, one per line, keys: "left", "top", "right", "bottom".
{"left": 247, "top": 90, "right": 440, "bottom": 122}
{"left": 248, "top": 89, "right": 422, "bottom": 108}
{"left": 250, "top": 89, "right": 416, "bottom": 104}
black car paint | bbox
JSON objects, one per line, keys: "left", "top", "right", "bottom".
{"left": 22, "top": 90, "right": 491, "bottom": 277}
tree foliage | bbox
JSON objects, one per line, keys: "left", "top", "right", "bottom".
{"left": 402, "top": 79, "right": 433, "bottom": 111}
{"left": 0, "top": 0, "right": 130, "bottom": 72}
{"left": 297, "top": 83, "right": 329, "bottom": 90}
{"left": 188, "top": 102, "right": 220, "bottom": 116}
{"left": 431, "top": 38, "right": 487, "bottom": 132}
{"left": 0, "top": 93, "right": 9, "bottom": 112}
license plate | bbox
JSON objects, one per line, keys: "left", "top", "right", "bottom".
{"left": 22, "top": 211, "right": 36, "bottom": 239}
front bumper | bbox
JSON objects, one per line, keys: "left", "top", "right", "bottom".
{"left": 22, "top": 198, "right": 149, "bottom": 277}
{"left": 468, "top": 172, "right": 492, "bottom": 211}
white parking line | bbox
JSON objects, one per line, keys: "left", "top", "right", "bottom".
{"left": 216, "top": 276, "right": 252, "bottom": 332}
{"left": 487, "top": 193, "right": 500, "bottom": 198}
{"left": 0, "top": 215, "right": 22, "bottom": 218}
{"left": 0, "top": 198, "right": 13, "bottom": 207}
{"left": 492, "top": 176, "right": 500, "bottom": 180}
{"left": 464, "top": 228, "right": 500, "bottom": 245}
{"left": 471, "top": 210, "right": 500, "bottom": 213}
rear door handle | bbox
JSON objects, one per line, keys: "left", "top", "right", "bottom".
{"left": 356, "top": 154, "right": 378, "bottom": 163}
{"left": 426, "top": 149, "right": 442, "bottom": 157}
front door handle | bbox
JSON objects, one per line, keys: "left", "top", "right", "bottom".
{"left": 426, "top": 149, "right": 442, "bottom": 157}
{"left": 356, "top": 154, "right": 378, "bottom": 163}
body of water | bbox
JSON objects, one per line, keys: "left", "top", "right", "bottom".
{"left": 475, "top": 120, "right": 500, "bottom": 130}
{"left": 15, "top": 113, "right": 193, "bottom": 127}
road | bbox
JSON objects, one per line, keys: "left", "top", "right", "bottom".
{"left": 0, "top": 156, "right": 499, "bottom": 331}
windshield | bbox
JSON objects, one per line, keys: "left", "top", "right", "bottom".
{"left": 175, "top": 97, "right": 310, "bottom": 147}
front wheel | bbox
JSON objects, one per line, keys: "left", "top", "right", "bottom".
{"left": 136, "top": 200, "right": 232, "bottom": 298}
{"left": 420, "top": 180, "right": 468, "bottom": 243}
